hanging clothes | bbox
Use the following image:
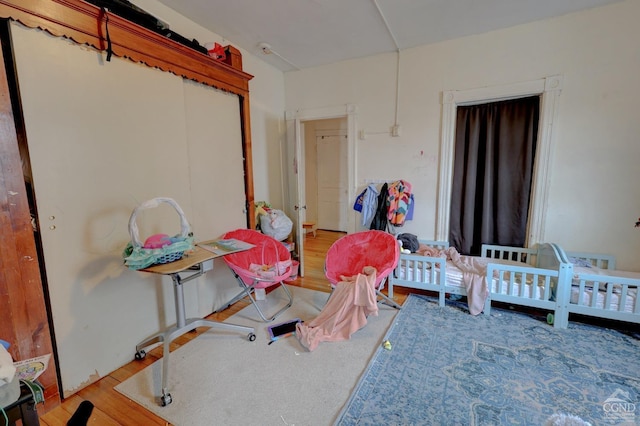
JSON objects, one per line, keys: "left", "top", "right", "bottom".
{"left": 353, "top": 188, "right": 365, "bottom": 212}
{"left": 369, "top": 182, "right": 389, "bottom": 231}
{"left": 405, "top": 194, "right": 415, "bottom": 220}
{"left": 387, "top": 180, "right": 413, "bottom": 226}
{"left": 360, "top": 184, "right": 380, "bottom": 227}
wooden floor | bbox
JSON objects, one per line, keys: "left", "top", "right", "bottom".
{"left": 39, "top": 230, "right": 415, "bottom": 425}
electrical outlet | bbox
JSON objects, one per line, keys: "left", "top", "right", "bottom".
{"left": 391, "top": 125, "right": 401, "bottom": 137}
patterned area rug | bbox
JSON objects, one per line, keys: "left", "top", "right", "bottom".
{"left": 336, "top": 294, "right": 640, "bottom": 425}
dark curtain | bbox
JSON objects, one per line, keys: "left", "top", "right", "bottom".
{"left": 449, "top": 96, "right": 539, "bottom": 255}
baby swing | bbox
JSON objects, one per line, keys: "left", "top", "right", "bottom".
{"left": 324, "top": 230, "right": 401, "bottom": 309}
{"left": 219, "top": 229, "right": 293, "bottom": 322}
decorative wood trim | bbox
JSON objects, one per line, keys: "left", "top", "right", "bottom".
{"left": 0, "top": 20, "right": 60, "bottom": 406}
{"left": 0, "top": 0, "right": 257, "bottom": 230}
{"left": 0, "top": 0, "right": 253, "bottom": 95}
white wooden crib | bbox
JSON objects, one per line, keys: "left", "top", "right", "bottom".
{"left": 388, "top": 241, "right": 573, "bottom": 328}
{"left": 555, "top": 247, "right": 640, "bottom": 326}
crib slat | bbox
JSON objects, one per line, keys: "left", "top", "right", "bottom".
{"left": 619, "top": 285, "right": 628, "bottom": 313}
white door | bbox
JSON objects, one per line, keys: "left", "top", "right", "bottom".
{"left": 316, "top": 135, "right": 348, "bottom": 232}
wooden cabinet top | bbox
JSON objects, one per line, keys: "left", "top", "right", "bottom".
{"left": 0, "top": 0, "right": 253, "bottom": 95}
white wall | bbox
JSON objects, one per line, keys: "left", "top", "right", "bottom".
{"left": 284, "top": 0, "right": 640, "bottom": 270}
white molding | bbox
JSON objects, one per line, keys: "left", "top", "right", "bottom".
{"left": 285, "top": 104, "right": 358, "bottom": 121}
{"left": 437, "top": 75, "right": 563, "bottom": 245}
{"left": 315, "top": 128, "right": 348, "bottom": 137}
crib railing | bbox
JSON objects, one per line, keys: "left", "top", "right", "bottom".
{"left": 481, "top": 244, "right": 537, "bottom": 265}
{"left": 485, "top": 263, "right": 559, "bottom": 315}
{"left": 390, "top": 254, "right": 447, "bottom": 303}
{"left": 569, "top": 273, "right": 640, "bottom": 323}
{"left": 564, "top": 251, "right": 616, "bottom": 270}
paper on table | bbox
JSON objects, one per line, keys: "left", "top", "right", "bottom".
{"left": 197, "top": 238, "right": 254, "bottom": 256}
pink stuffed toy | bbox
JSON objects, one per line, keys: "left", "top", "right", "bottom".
{"left": 143, "top": 233, "right": 172, "bottom": 249}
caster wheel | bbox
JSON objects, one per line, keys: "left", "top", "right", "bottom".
{"left": 546, "top": 313, "right": 554, "bottom": 325}
{"left": 161, "top": 393, "right": 172, "bottom": 406}
{"left": 134, "top": 350, "right": 146, "bottom": 360}
{"left": 248, "top": 333, "right": 256, "bottom": 342}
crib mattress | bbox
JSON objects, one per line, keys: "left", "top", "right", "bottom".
{"left": 570, "top": 286, "right": 637, "bottom": 312}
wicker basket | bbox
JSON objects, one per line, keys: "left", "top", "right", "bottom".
{"left": 123, "top": 197, "right": 194, "bottom": 269}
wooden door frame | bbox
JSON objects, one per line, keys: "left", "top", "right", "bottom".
{"left": 0, "top": 19, "right": 60, "bottom": 406}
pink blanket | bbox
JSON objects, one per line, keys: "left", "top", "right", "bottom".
{"left": 440, "top": 247, "right": 489, "bottom": 315}
{"left": 296, "top": 266, "right": 378, "bottom": 351}
{"left": 416, "top": 245, "right": 489, "bottom": 315}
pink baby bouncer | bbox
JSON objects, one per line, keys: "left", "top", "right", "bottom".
{"left": 219, "top": 229, "right": 293, "bottom": 322}
{"left": 296, "top": 230, "right": 401, "bottom": 351}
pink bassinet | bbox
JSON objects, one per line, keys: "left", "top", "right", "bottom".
{"left": 325, "top": 230, "right": 401, "bottom": 308}
{"left": 220, "top": 229, "right": 293, "bottom": 322}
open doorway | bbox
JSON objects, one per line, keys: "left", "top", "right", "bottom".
{"left": 284, "top": 104, "right": 357, "bottom": 277}
{"left": 304, "top": 120, "right": 349, "bottom": 233}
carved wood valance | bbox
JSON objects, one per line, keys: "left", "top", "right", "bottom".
{"left": 0, "top": 0, "right": 253, "bottom": 95}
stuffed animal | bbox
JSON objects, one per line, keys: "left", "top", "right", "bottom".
{"left": 207, "top": 42, "right": 226, "bottom": 60}
{"left": 143, "top": 233, "right": 172, "bottom": 249}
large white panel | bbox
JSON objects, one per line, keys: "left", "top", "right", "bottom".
{"left": 11, "top": 23, "right": 246, "bottom": 396}
{"left": 180, "top": 80, "right": 247, "bottom": 312}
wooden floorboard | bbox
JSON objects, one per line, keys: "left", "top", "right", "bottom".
{"left": 39, "top": 230, "right": 413, "bottom": 425}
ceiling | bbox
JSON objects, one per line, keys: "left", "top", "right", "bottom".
{"left": 154, "top": 0, "right": 621, "bottom": 72}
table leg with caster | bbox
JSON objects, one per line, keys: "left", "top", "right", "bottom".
{"left": 134, "top": 263, "right": 256, "bottom": 406}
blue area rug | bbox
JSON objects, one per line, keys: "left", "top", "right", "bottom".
{"left": 336, "top": 294, "right": 640, "bottom": 425}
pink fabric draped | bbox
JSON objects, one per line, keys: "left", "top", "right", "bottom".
{"left": 296, "top": 266, "right": 378, "bottom": 351}
{"left": 415, "top": 244, "right": 489, "bottom": 315}
{"left": 440, "top": 247, "right": 488, "bottom": 315}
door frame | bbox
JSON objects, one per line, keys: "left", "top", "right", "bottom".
{"left": 436, "top": 75, "right": 563, "bottom": 246}
{"left": 285, "top": 104, "right": 357, "bottom": 276}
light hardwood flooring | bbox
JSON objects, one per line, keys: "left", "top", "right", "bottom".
{"left": 38, "top": 230, "right": 416, "bottom": 425}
